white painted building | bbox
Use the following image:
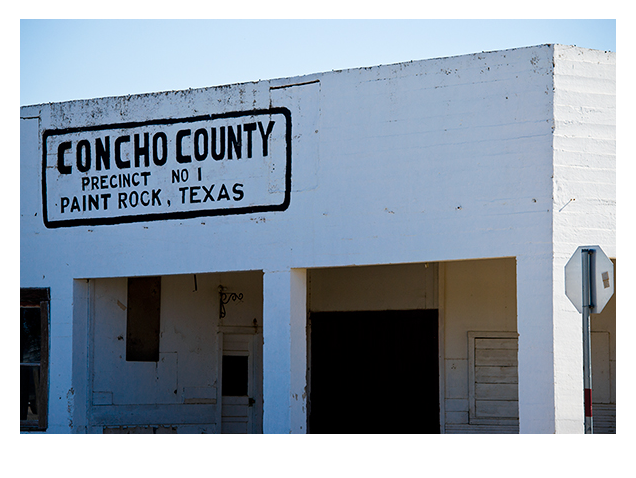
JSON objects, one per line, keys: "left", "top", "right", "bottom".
{"left": 20, "top": 44, "right": 615, "bottom": 434}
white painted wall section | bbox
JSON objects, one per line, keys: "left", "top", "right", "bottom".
{"left": 262, "top": 269, "right": 307, "bottom": 433}
{"left": 552, "top": 45, "right": 615, "bottom": 433}
{"left": 516, "top": 253, "right": 556, "bottom": 433}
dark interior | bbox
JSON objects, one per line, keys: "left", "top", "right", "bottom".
{"left": 309, "top": 309, "right": 439, "bottom": 434}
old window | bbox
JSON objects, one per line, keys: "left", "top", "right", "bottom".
{"left": 126, "top": 276, "right": 161, "bottom": 362}
{"left": 20, "top": 288, "right": 50, "bottom": 431}
{"left": 222, "top": 355, "right": 249, "bottom": 396}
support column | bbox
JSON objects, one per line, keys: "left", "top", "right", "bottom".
{"left": 262, "top": 269, "right": 308, "bottom": 433}
{"left": 553, "top": 249, "right": 586, "bottom": 433}
{"left": 516, "top": 253, "right": 557, "bottom": 433}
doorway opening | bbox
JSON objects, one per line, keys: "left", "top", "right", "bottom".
{"left": 308, "top": 309, "right": 439, "bottom": 433}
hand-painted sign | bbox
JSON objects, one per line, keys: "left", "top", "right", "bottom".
{"left": 42, "top": 107, "right": 291, "bottom": 228}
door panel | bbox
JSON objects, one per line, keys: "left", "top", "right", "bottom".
{"left": 221, "top": 396, "right": 250, "bottom": 433}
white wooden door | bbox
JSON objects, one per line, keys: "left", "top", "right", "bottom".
{"left": 220, "top": 334, "right": 261, "bottom": 433}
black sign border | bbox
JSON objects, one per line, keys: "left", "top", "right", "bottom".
{"left": 42, "top": 107, "right": 292, "bottom": 229}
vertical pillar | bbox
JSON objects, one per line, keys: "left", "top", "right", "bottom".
{"left": 71, "top": 279, "right": 91, "bottom": 433}
{"left": 262, "top": 269, "right": 308, "bottom": 433}
{"left": 553, "top": 250, "right": 587, "bottom": 433}
{"left": 516, "top": 253, "right": 557, "bottom": 433}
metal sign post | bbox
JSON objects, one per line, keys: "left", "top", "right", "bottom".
{"left": 565, "top": 245, "right": 614, "bottom": 435}
{"left": 581, "top": 249, "right": 593, "bottom": 434}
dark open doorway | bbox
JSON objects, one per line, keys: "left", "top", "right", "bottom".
{"left": 308, "top": 309, "right": 439, "bottom": 434}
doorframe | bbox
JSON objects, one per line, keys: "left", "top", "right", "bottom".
{"left": 218, "top": 325, "right": 263, "bottom": 434}
{"left": 438, "top": 262, "right": 446, "bottom": 434}
{"left": 306, "top": 315, "right": 312, "bottom": 433}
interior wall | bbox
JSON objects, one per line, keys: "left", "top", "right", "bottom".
{"left": 590, "top": 258, "right": 616, "bottom": 433}
{"left": 308, "top": 259, "right": 518, "bottom": 433}
{"left": 308, "top": 263, "right": 438, "bottom": 312}
{"left": 89, "top": 270, "right": 262, "bottom": 433}
{"left": 442, "top": 257, "right": 518, "bottom": 432}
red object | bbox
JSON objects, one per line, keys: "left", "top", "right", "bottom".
{"left": 585, "top": 389, "right": 593, "bottom": 417}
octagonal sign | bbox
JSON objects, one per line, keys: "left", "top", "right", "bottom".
{"left": 565, "top": 245, "right": 615, "bottom": 314}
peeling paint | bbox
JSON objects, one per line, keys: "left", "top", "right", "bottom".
{"left": 66, "top": 388, "right": 75, "bottom": 429}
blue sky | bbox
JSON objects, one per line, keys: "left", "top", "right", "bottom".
{"left": 20, "top": 19, "right": 616, "bottom": 106}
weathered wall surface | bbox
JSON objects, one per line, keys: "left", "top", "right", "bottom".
{"left": 308, "top": 259, "right": 519, "bottom": 433}
{"left": 21, "top": 45, "right": 555, "bottom": 279}
{"left": 87, "top": 272, "right": 261, "bottom": 433}
{"left": 551, "top": 45, "right": 616, "bottom": 433}
{"left": 308, "top": 263, "right": 438, "bottom": 312}
{"left": 590, "top": 259, "right": 616, "bottom": 433}
{"left": 20, "top": 44, "right": 615, "bottom": 433}
{"left": 442, "top": 258, "right": 518, "bottom": 432}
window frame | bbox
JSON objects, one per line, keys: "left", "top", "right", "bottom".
{"left": 20, "top": 288, "right": 50, "bottom": 432}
